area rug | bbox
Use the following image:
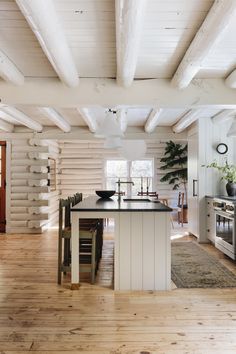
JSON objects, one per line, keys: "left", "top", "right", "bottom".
{"left": 171, "top": 241, "right": 236, "bottom": 288}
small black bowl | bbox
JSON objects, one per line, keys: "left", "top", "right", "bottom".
{"left": 96, "top": 190, "right": 116, "bottom": 199}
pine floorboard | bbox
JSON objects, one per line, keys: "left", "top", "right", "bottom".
{"left": 0, "top": 228, "right": 236, "bottom": 353}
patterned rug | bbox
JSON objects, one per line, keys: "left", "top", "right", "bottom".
{"left": 171, "top": 241, "right": 236, "bottom": 288}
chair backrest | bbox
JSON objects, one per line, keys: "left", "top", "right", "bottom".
{"left": 178, "top": 192, "right": 184, "bottom": 207}
{"left": 59, "top": 198, "right": 71, "bottom": 233}
{"left": 74, "top": 192, "right": 83, "bottom": 205}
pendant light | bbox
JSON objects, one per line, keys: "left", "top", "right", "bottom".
{"left": 104, "top": 136, "right": 123, "bottom": 149}
{"left": 94, "top": 109, "right": 124, "bottom": 138}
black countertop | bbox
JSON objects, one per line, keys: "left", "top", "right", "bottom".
{"left": 206, "top": 195, "right": 236, "bottom": 204}
{"left": 71, "top": 196, "right": 172, "bottom": 212}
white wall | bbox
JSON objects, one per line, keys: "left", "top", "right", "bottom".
{"left": 59, "top": 136, "right": 187, "bottom": 207}
{"left": 7, "top": 138, "right": 60, "bottom": 234}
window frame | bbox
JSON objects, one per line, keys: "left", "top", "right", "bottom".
{"left": 103, "top": 157, "right": 155, "bottom": 195}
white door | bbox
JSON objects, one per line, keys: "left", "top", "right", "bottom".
{"left": 188, "top": 132, "right": 199, "bottom": 237}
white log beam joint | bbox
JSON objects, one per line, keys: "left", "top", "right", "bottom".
{"left": 77, "top": 108, "right": 98, "bottom": 133}
{"left": 144, "top": 108, "right": 163, "bottom": 133}
{"left": 116, "top": 108, "right": 128, "bottom": 132}
{"left": 211, "top": 109, "right": 236, "bottom": 124}
{"left": 38, "top": 107, "right": 71, "bottom": 132}
{"left": 225, "top": 70, "right": 236, "bottom": 88}
{"left": 172, "top": 109, "right": 203, "bottom": 133}
{"left": 171, "top": 0, "right": 236, "bottom": 89}
{"left": 0, "top": 50, "right": 24, "bottom": 85}
{"left": 0, "top": 105, "right": 42, "bottom": 131}
{"left": 0, "top": 117, "right": 14, "bottom": 132}
{"left": 116, "top": 0, "right": 146, "bottom": 87}
{"left": 15, "top": 0, "right": 79, "bottom": 88}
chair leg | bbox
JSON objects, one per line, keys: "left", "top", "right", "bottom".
{"left": 58, "top": 232, "right": 62, "bottom": 285}
{"left": 91, "top": 232, "right": 96, "bottom": 284}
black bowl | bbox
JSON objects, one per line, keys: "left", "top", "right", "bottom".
{"left": 96, "top": 190, "right": 116, "bottom": 199}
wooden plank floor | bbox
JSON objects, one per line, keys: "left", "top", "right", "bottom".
{"left": 1, "top": 230, "right": 236, "bottom": 353}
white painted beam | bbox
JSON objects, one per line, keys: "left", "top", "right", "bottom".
{"left": 38, "top": 107, "right": 71, "bottom": 132}
{"left": 1, "top": 78, "right": 236, "bottom": 108}
{"left": 172, "top": 109, "right": 203, "bottom": 133}
{"left": 0, "top": 117, "right": 14, "bottom": 132}
{"left": 77, "top": 108, "right": 98, "bottom": 133}
{"left": 144, "top": 108, "right": 163, "bottom": 133}
{"left": 116, "top": 109, "right": 128, "bottom": 132}
{"left": 211, "top": 109, "right": 236, "bottom": 124}
{"left": 116, "top": 0, "right": 146, "bottom": 87}
{"left": 171, "top": 0, "right": 236, "bottom": 89}
{"left": 225, "top": 70, "right": 236, "bottom": 88}
{"left": 0, "top": 106, "right": 42, "bottom": 131}
{"left": 15, "top": 0, "right": 79, "bottom": 88}
{"left": 0, "top": 126, "right": 187, "bottom": 141}
{"left": 0, "top": 49, "right": 24, "bottom": 85}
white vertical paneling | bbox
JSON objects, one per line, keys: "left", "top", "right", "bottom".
{"left": 154, "top": 213, "right": 171, "bottom": 290}
{"left": 142, "top": 212, "right": 155, "bottom": 290}
{"left": 114, "top": 213, "right": 120, "bottom": 291}
{"left": 131, "top": 212, "right": 143, "bottom": 290}
{"left": 119, "top": 212, "right": 131, "bottom": 290}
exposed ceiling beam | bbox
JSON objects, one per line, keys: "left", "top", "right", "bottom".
{"left": 1, "top": 78, "right": 236, "bottom": 107}
{"left": 15, "top": 0, "right": 79, "bottom": 88}
{"left": 77, "top": 108, "right": 98, "bottom": 133}
{"left": 116, "top": 109, "right": 128, "bottom": 132}
{"left": 144, "top": 108, "right": 163, "bottom": 133}
{"left": 172, "top": 109, "right": 203, "bottom": 133}
{"left": 225, "top": 70, "right": 236, "bottom": 88}
{"left": 211, "top": 109, "right": 236, "bottom": 124}
{"left": 0, "top": 49, "right": 24, "bottom": 85}
{"left": 38, "top": 107, "right": 71, "bottom": 132}
{"left": 0, "top": 106, "right": 42, "bottom": 131}
{"left": 171, "top": 0, "right": 236, "bottom": 89}
{"left": 0, "top": 117, "right": 14, "bottom": 132}
{"left": 0, "top": 126, "right": 187, "bottom": 141}
{"left": 115, "top": 0, "right": 146, "bottom": 87}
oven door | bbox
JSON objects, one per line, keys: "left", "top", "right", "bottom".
{"left": 215, "top": 210, "right": 235, "bottom": 259}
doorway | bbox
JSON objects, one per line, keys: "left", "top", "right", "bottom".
{"left": 0, "top": 141, "right": 6, "bottom": 233}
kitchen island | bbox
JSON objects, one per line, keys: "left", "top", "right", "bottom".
{"left": 71, "top": 196, "right": 172, "bottom": 291}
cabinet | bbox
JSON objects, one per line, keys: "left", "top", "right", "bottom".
{"left": 188, "top": 131, "right": 199, "bottom": 238}
{"left": 206, "top": 198, "right": 215, "bottom": 243}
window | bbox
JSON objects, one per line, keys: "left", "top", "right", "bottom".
{"left": 105, "top": 159, "right": 154, "bottom": 196}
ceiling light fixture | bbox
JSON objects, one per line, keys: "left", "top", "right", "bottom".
{"left": 94, "top": 109, "right": 124, "bottom": 138}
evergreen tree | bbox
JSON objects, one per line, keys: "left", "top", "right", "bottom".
{"left": 160, "top": 141, "right": 187, "bottom": 204}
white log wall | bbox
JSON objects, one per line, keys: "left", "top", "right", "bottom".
{"left": 59, "top": 139, "right": 186, "bottom": 206}
{"left": 9, "top": 138, "right": 59, "bottom": 233}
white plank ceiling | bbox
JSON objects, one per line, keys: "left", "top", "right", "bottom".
{"left": 0, "top": 0, "right": 235, "bottom": 132}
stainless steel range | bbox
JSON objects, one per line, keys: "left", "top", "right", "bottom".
{"left": 213, "top": 199, "right": 236, "bottom": 260}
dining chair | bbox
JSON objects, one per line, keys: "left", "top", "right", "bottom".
{"left": 57, "top": 197, "right": 99, "bottom": 285}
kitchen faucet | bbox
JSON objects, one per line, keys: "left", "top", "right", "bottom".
{"left": 116, "top": 178, "right": 134, "bottom": 202}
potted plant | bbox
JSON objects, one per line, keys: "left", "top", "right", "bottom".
{"left": 160, "top": 141, "right": 188, "bottom": 221}
{"left": 206, "top": 161, "right": 236, "bottom": 197}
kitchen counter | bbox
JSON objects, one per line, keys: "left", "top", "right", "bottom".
{"left": 71, "top": 195, "right": 172, "bottom": 291}
{"left": 71, "top": 196, "right": 173, "bottom": 212}
{"left": 206, "top": 195, "right": 236, "bottom": 204}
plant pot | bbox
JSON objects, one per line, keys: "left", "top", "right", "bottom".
{"left": 226, "top": 182, "right": 236, "bottom": 197}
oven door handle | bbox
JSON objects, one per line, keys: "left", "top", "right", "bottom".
{"left": 214, "top": 210, "right": 235, "bottom": 220}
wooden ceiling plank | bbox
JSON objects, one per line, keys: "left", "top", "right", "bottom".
{"left": 171, "top": 0, "right": 236, "bottom": 89}
{"left": 15, "top": 0, "right": 79, "bottom": 87}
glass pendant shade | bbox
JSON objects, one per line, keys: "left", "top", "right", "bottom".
{"left": 119, "top": 140, "right": 147, "bottom": 160}
{"left": 94, "top": 110, "right": 124, "bottom": 138}
{"left": 103, "top": 136, "right": 123, "bottom": 149}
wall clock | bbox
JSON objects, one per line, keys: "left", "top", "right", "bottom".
{"left": 216, "top": 143, "right": 228, "bottom": 155}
